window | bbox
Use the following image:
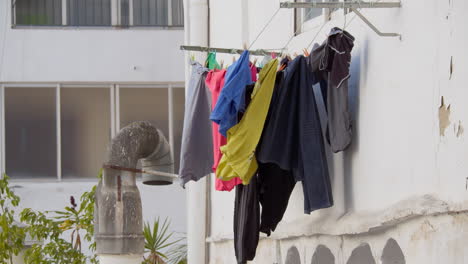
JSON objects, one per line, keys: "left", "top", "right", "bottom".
{"left": 172, "top": 88, "right": 184, "bottom": 172}
{"left": 61, "top": 88, "right": 111, "bottom": 179}
{"left": 14, "top": 0, "right": 62, "bottom": 26}
{"left": 67, "top": 0, "right": 112, "bottom": 26}
{"left": 119, "top": 87, "right": 185, "bottom": 172}
{"left": 5, "top": 88, "right": 57, "bottom": 178}
{"left": 132, "top": 0, "right": 168, "bottom": 26}
{"left": 1, "top": 84, "right": 185, "bottom": 180}
{"left": 120, "top": 88, "right": 169, "bottom": 137}
{"left": 12, "top": 0, "right": 184, "bottom": 27}
{"left": 124, "top": 0, "right": 184, "bottom": 27}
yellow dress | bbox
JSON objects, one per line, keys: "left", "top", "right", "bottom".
{"left": 216, "top": 59, "right": 278, "bottom": 185}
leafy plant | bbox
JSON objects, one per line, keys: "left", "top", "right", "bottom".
{"left": 142, "top": 218, "right": 187, "bottom": 264}
{"left": 19, "top": 184, "right": 98, "bottom": 264}
{"left": 0, "top": 171, "right": 99, "bottom": 264}
{"left": 0, "top": 174, "right": 26, "bottom": 264}
{"left": 165, "top": 242, "right": 187, "bottom": 264}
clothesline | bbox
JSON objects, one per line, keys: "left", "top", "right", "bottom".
{"left": 180, "top": 45, "right": 283, "bottom": 56}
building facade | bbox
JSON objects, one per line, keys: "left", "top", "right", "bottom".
{"left": 0, "top": 0, "right": 188, "bottom": 251}
{"left": 183, "top": 0, "right": 468, "bottom": 263}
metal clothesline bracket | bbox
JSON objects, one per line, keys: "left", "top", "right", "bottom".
{"left": 280, "top": 1, "right": 402, "bottom": 38}
{"left": 180, "top": 45, "right": 280, "bottom": 56}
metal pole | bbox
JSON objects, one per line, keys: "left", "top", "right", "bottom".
{"left": 351, "top": 8, "right": 401, "bottom": 38}
{"left": 180, "top": 45, "right": 277, "bottom": 56}
{"left": 56, "top": 84, "right": 62, "bottom": 181}
{"left": 280, "top": 1, "right": 401, "bottom": 9}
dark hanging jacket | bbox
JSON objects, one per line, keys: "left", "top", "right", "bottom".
{"left": 257, "top": 55, "right": 333, "bottom": 214}
{"left": 256, "top": 71, "right": 297, "bottom": 236}
{"left": 309, "top": 27, "right": 355, "bottom": 153}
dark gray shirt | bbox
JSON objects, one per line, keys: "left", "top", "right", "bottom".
{"left": 310, "top": 27, "right": 355, "bottom": 153}
{"left": 179, "top": 62, "right": 213, "bottom": 187}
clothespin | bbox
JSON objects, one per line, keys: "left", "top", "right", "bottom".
{"left": 253, "top": 58, "right": 258, "bottom": 67}
{"left": 303, "top": 48, "right": 310, "bottom": 57}
{"left": 243, "top": 42, "right": 248, "bottom": 50}
{"left": 190, "top": 53, "right": 195, "bottom": 62}
{"left": 220, "top": 59, "right": 224, "bottom": 69}
{"left": 232, "top": 56, "right": 236, "bottom": 64}
{"left": 278, "top": 64, "right": 287, "bottom": 72}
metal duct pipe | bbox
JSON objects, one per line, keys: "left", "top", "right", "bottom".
{"left": 95, "top": 121, "right": 173, "bottom": 260}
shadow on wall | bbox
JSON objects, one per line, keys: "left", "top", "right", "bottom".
{"left": 342, "top": 35, "right": 369, "bottom": 213}
{"left": 285, "top": 246, "right": 301, "bottom": 264}
{"left": 311, "top": 245, "right": 335, "bottom": 264}
{"left": 346, "top": 243, "right": 376, "bottom": 264}
{"left": 381, "top": 239, "right": 406, "bottom": 264}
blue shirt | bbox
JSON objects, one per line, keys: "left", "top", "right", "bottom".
{"left": 210, "top": 50, "right": 252, "bottom": 137}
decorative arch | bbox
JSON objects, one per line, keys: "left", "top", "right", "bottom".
{"left": 346, "top": 243, "right": 376, "bottom": 264}
{"left": 381, "top": 238, "right": 406, "bottom": 264}
{"left": 311, "top": 245, "right": 334, "bottom": 264}
{"left": 285, "top": 246, "right": 301, "bottom": 264}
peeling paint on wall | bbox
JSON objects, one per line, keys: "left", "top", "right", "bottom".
{"left": 456, "top": 121, "right": 464, "bottom": 137}
{"left": 449, "top": 56, "right": 454, "bottom": 80}
{"left": 439, "top": 96, "right": 451, "bottom": 136}
{"left": 410, "top": 220, "right": 436, "bottom": 241}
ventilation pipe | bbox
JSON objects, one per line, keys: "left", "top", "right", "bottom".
{"left": 95, "top": 121, "right": 174, "bottom": 264}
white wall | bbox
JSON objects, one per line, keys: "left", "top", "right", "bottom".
{"left": 189, "top": 0, "right": 468, "bottom": 262}
{"left": 0, "top": 1, "right": 185, "bottom": 83}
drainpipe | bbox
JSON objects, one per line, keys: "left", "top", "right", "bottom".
{"left": 184, "top": 0, "right": 209, "bottom": 263}
{"left": 95, "top": 121, "right": 174, "bottom": 264}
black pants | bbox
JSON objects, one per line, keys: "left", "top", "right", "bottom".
{"left": 234, "top": 175, "right": 259, "bottom": 264}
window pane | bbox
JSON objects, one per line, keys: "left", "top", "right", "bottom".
{"left": 171, "top": 0, "right": 184, "bottom": 26}
{"left": 15, "top": 0, "right": 62, "bottom": 26}
{"left": 5, "top": 88, "right": 56, "bottom": 178}
{"left": 121, "top": 0, "right": 130, "bottom": 26}
{"left": 61, "top": 88, "right": 111, "bottom": 179}
{"left": 133, "top": 0, "right": 168, "bottom": 26}
{"left": 67, "top": 0, "right": 111, "bottom": 26}
{"left": 173, "top": 88, "right": 184, "bottom": 172}
{"left": 120, "top": 88, "right": 169, "bottom": 144}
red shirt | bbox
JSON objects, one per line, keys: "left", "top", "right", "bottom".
{"left": 206, "top": 69, "right": 242, "bottom": 191}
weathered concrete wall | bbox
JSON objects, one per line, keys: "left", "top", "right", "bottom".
{"left": 210, "top": 212, "right": 468, "bottom": 264}
{"left": 187, "top": 0, "right": 468, "bottom": 262}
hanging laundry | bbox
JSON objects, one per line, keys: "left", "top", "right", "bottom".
{"left": 256, "top": 71, "right": 296, "bottom": 236}
{"left": 206, "top": 69, "right": 243, "bottom": 191}
{"left": 258, "top": 162, "right": 295, "bottom": 236}
{"left": 233, "top": 175, "right": 259, "bottom": 264}
{"left": 310, "top": 27, "right": 355, "bottom": 153}
{"left": 205, "top": 52, "right": 221, "bottom": 70}
{"left": 216, "top": 59, "right": 279, "bottom": 184}
{"left": 257, "top": 55, "right": 333, "bottom": 214}
{"left": 179, "top": 61, "right": 213, "bottom": 188}
{"left": 232, "top": 74, "right": 267, "bottom": 263}
{"left": 250, "top": 62, "right": 258, "bottom": 82}
{"left": 210, "top": 50, "right": 252, "bottom": 137}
